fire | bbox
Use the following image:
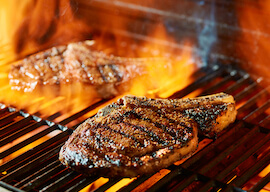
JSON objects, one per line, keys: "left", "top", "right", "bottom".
{"left": 238, "top": 2, "right": 270, "bottom": 190}
{"left": 1, "top": 1, "right": 197, "bottom": 191}
{"left": 237, "top": 0, "right": 270, "bottom": 88}
{"left": 128, "top": 24, "right": 197, "bottom": 98}
{"left": 0, "top": 4, "right": 196, "bottom": 119}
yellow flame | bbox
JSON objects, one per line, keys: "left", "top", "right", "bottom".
{"left": 237, "top": 1, "right": 270, "bottom": 88}
{"left": 128, "top": 25, "right": 196, "bottom": 98}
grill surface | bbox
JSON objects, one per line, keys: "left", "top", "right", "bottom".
{"left": 0, "top": 64, "right": 270, "bottom": 192}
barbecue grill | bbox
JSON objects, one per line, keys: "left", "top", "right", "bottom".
{"left": 1, "top": 0, "right": 270, "bottom": 192}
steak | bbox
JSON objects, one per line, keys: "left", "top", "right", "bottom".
{"left": 9, "top": 41, "right": 147, "bottom": 98}
{"left": 59, "top": 93, "right": 236, "bottom": 177}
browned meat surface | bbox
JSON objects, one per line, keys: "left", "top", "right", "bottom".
{"left": 9, "top": 41, "right": 146, "bottom": 98}
{"left": 123, "top": 93, "right": 237, "bottom": 137}
{"left": 9, "top": 45, "right": 66, "bottom": 92}
{"left": 59, "top": 93, "right": 237, "bottom": 178}
{"left": 59, "top": 96, "right": 199, "bottom": 177}
{"left": 179, "top": 93, "right": 237, "bottom": 137}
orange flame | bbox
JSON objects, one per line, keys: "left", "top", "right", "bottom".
{"left": 237, "top": 1, "right": 270, "bottom": 87}
{"left": 0, "top": 2, "right": 196, "bottom": 119}
{"left": 128, "top": 24, "right": 196, "bottom": 98}
{"left": 238, "top": 2, "right": 270, "bottom": 190}
{"left": 1, "top": 1, "right": 197, "bottom": 191}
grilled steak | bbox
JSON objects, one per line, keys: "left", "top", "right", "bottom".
{"left": 9, "top": 41, "right": 146, "bottom": 98}
{"left": 59, "top": 93, "right": 236, "bottom": 177}
{"left": 59, "top": 96, "right": 199, "bottom": 177}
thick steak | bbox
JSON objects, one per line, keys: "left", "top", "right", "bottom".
{"left": 59, "top": 93, "right": 236, "bottom": 177}
{"left": 59, "top": 96, "right": 198, "bottom": 177}
{"left": 9, "top": 41, "right": 146, "bottom": 98}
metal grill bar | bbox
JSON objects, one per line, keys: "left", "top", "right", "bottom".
{"left": 0, "top": 119, "right": 42, "bottom": 148}
{"left": 0, "top": 115, "right": 33, "bottom": 137}
{"left": 259, "top": 115, "right": 270, "bottom": 127}
{"left": 197, "top": 126, "right": 260, "bottom": 175}
{"left": 237, "top": 87, "right": 270, "bottom": 115}
{"left": 0, "top": 181, "right": 24, "bottom": 192}
{"left": 0, "top": 131, "right": 68, "bottom": 175}
{"left": 118, "top": 175, "right": 153, "bottom": 192}
{"left": 15, "top": 159, "right": 61, "bottom": 189}
{"left": 224, "top": 74, "right": 251, "bottom": 94}
{"left": 1, "top": 141, "right": 64, "bottom": 183}
{"left": 201, "top": 73, "right": 236, "bottom": 95}
{"left": 59, "top": 175, "right": 99, "bottom": 192}
{"left": 243, "top": 100, "right": 270, "bottom": 122}
{"left": 215, "top": 129, "right": 270, "bottom": 181}
{"left": 224, "top": 151, "right": 270, "bottom": 191}
{"left": 249, "top": 172, "right": 270, "bottom": 192}
{"left": 39, "top": 170, "right": 80, "bottom": 192}
{"left": 94, "top": 178, "right": 122, "bottom": 192}
{"left": 59, "top": 99, "right": 108, "bottom": 126}
{"left": 0, "top": 125, "right": 54, "bottom": 158}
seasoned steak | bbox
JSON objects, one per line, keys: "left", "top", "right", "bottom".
{"left": 59, "top": 96, "right": 199, "bottom": 177}
{"left": 9, "top": 41, "right": 146, "bottom": 98}
{"left": 59, "top": 93, "right": 236, "bottom": 177}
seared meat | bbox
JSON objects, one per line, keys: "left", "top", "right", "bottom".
{"left": 9, "top": 45, "right": 66, "bottom": 92}
{"left": 123, "top": 93, "right": 237, "bottom": 137}
{"left": 179, "top": 93, "right": 237, "bottom": 137}
{"left": 59, "top": 93, "right": 237, "bottom": 177}
{"left": 9, "top": 41, "right": 146, "bottom": 98}
{"left": 59, "top": 96, "right": 199, "bottom": 177}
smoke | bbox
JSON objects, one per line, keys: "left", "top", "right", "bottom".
{"left": 196, "top": 0, "right": 217, "bottom": 67}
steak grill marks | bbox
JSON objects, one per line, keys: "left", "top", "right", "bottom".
{"left": 89, "top": 107, "right": 190, "bottom": 154}
{"left": 124, "top": 108, "right": 194, "bottom": 144}
{"left": 106, "top": 105, "right": 194, "bottom": 147}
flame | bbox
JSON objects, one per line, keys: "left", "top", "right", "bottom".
{"left": 239, "top": 10, "right": 270, "bottom": 190}
{"left": 237, "top": 1, "right": 270, "bottom": 87}
{"left": 128, "top": 24, "right": 197, "bottom": 98}
{"left": 1, "top": 2, "right": 197, "bottom": 191}
{"left": 0, "top": 3, "right": 196, "bottom": 119}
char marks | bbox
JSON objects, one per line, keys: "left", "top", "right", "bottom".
{"left": 9, "top": 41, "right": 146, "bottom": 97}
{"left": 59, "top": 93, "right": 236, "bottom": 177}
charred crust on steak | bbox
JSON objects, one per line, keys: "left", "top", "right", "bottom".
{"left": 120, "top": 93, "right": 236, "bottom": 137}
{"left": 59, "top": 97, "right": 199, "bottom": 177}
{"left": 59, "top": 93, "right": 236, "bottom": 177}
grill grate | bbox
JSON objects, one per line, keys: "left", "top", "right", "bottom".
{"left": 0, "top": 65, "right": 270, "bottom": 192}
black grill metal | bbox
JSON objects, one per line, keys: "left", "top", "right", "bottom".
{"left": 0, "top": 65, "right": 270, "bottom": 192}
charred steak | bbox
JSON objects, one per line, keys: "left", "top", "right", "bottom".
{"left": 59, "top": 96, "right": 199, "bottom": 177}
{"left": 9, "top": 41, "right": 146, "bottom": 98}
{"left": 123, "top": 93, "right": 237, "bottom": 137}
{"left": 59, "top": 93, "right": 236, "bottom": 177}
